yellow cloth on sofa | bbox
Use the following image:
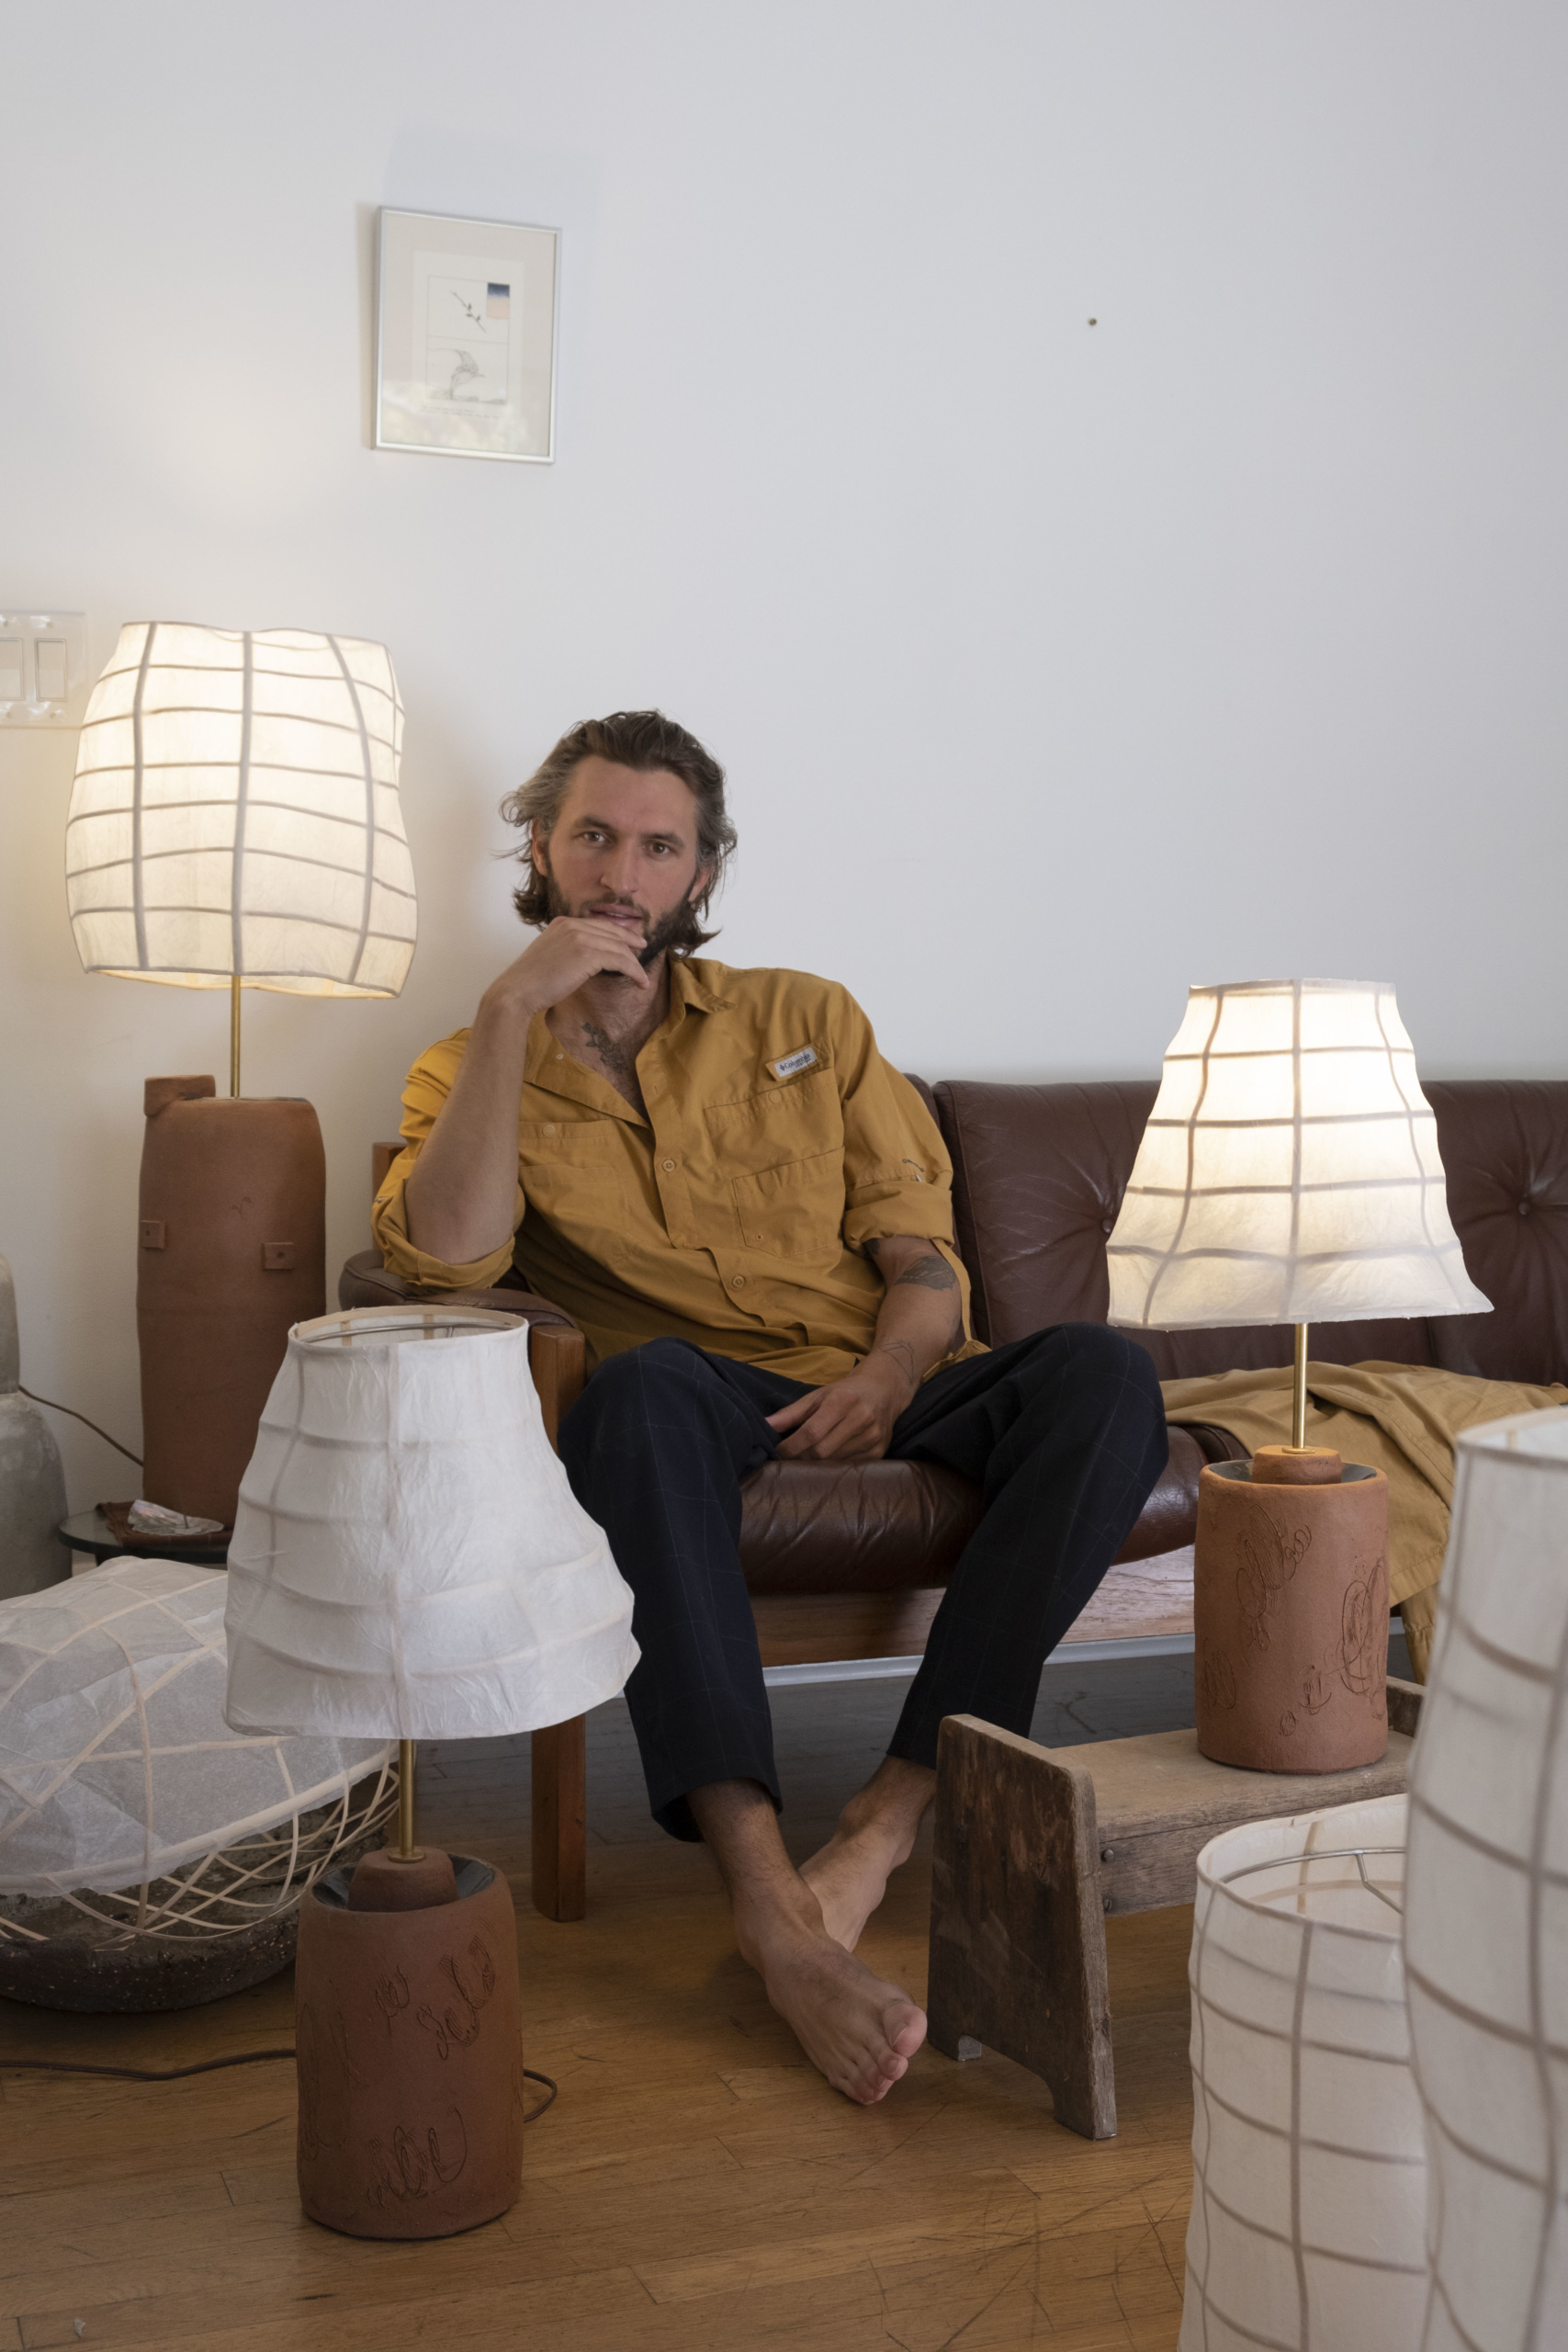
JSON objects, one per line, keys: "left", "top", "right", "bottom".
{"left": 1161, "top": 1362, "right": 1568, "bottom": 1608}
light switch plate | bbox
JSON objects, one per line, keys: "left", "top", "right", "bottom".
{"left": 0, "top": 610, "right": 88, "bottom": 724}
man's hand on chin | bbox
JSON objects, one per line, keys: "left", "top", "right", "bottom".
{"left": 765, "top": 1350, "right": 917, "bottom": 1463}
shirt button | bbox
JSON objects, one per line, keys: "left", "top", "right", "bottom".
{"left": 661, "top": 1157, "right": 676, "bottom": 1172}
{"left": 1519, "top": 1201, "right": 1532, "bottom": 1216}
{"left": 730, "top": 1274, "right": 747, "bottom": 1289}
{"left": 1101, "top": 1218, "right": 1113, "bottom": 1234}
{"left": 748, "top": 1232, "right": 762, "bottom": 1244}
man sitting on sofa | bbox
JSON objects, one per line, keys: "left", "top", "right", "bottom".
{"left": 373, "top": 709, "right": 1168, "bottom": 2107}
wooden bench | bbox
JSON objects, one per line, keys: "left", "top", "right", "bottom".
{"left": 926, "top": 1676, "right": 1425, "bottom": 2140}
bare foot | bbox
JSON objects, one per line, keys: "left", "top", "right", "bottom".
{"left": 801, "top": 1817, "right": 910, "bottom": 1951}
{"left": 688, "top": 1774, "right": 929, "bottom": 2105}
{"left": 801, "top": 1758, "right": 936, "bottom": 1950}
{"left": 742, "top": 1907, "right": 927, "bottom": 2104}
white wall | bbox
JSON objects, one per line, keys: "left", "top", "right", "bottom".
{"left": 3, "top": 0, "right": 1565, "bottom": 1505}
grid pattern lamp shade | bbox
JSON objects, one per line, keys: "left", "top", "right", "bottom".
{"left": 1179, "top": 1794, "right": 1427, "bottom": 2349}
{"left": 1404, "top": 1405, "right": 1568, "bottom": 2352}
{"left": 224, "top": 1309, "right": 639, "bottom": 1742}
{"left": 65, "top": 622, "right": 416, "bottom": 996}
{"left": 1107, "top": 979, "right": 1491, "bottom": 1331}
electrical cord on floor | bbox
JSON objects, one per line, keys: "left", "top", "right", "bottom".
{"left": 1, "top": 2050, "right": 559, "bottom": 2118}
{"left": 1, "top": 2050, "right": 296, "bottom": 2080}
{"left": 19, "top": 1387, "right": 143, "bottom": 1467}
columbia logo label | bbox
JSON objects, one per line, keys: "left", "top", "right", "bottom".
{"left": 771, "top": 1046, "right": 818, "bottom": 1079}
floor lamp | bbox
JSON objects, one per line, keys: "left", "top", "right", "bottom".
{"left": 1106, "top": 978, "right": 1490, "bottom": 1770}
{"left": 64, "top": 623, "right": 417, "bottom": 1528}
{"left": 223, "top": 1306, "right": 639, "bottom": 2237}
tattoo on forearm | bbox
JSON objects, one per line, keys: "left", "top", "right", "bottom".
{"left": 892, "top": 1251, "right": 958, "bottom": 1294}
{"left": 872, "top": 1339, "right": 920, "bottom": 1396}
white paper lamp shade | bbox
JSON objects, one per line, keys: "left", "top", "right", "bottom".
{"left": 1107, "top": 978, "right": 1490, "bottom": 1331}
{"left": 0, "top": 1558, "right": 389, "bottom": 1898}
{"left": 1180, "top": 1793, "right": 1427, "bottom": 2351}
{"left": 1404, "top": 1405, "right": 1568, "bottom": 2352}
{"left": 65, "top": 622, "right": 416, "bottom": 997}
{"left": 224, "top": 1309, "right": 639, "bottom": 1742}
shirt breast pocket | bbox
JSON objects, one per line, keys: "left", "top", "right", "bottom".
{"left": 518, "top": 1122, "right": 626, "bottom": 1236}
{"left": 730, "top": 1149, "right": 846, "bottom": 1265}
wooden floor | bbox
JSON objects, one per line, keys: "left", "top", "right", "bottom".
{"left": 0, "top": 1661, "right": 1204, "bottom": 2352}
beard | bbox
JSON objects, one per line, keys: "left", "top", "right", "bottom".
{"left": 543, "top": 876, "right": 697, "bottom": 970}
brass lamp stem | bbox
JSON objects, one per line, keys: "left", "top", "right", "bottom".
{"left": 396, "top": 1737, "right": 423, "bottom": 1861}
{"left": 229, "top": 976, "right": 242, "bottom": 1099}
{"left": 1292, "top": 1321, "right": 1310, "bottom": 1451}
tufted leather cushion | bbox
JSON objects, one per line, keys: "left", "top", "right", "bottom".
{"left": 739, "top": 1460, "right": 981, "bottom": 1594}
{"left": 1422, "top": 1082, "right": 1568, "bottom": 1384}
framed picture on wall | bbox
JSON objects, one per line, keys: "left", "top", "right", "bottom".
{"left": 375, "top": 209, "right": 558, "bottom": 463}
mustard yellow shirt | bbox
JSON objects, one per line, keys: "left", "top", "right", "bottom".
{"left": 372, "top": 956, "right": 987, "bottom": 1385}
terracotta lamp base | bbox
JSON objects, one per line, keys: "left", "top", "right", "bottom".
{"left": 138, "top": 1076, "right": 326, "bottom": 1527}
{"left": 1194, "top": 1448, "right": 1390, "bottom": 1774}
{"left": 294, "top": 1849, "right": 525, "bottom": 2239}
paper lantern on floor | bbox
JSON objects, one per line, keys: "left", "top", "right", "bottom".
{"left": 0, "top": 1558, "right": 394, "bottom": 2010}
{"left": 1179, "top": 1793, "right": 1427, "bottom": 2350}
{"left": 1404, "top": 1404, "right": 1568, "bottom": 2352}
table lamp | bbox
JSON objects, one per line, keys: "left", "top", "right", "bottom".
{"left": 64, "top": 623, "right": 417, "bottom": 1529}
{"left": 223, "top": 1306, "right": 638, "bottom": 2239}
{"left": 1106, "top": 978, "right": 1490, "bottom": 1772}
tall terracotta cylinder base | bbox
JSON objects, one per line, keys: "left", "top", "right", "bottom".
{"left": 138, "top": 1077, "right": 325, "bottom": 1526}
{"left": 295, "top": 1851, "right": 525, "bottom": 2239}
{"left": 1194, "top": 1451, "right": 1390, "bottom": 1773}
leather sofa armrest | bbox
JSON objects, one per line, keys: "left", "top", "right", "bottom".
{"left": 336, "top": 1250, "right": 586, "bottom": 1447}
{"left": 1182, "top": 1419, "right": 1250, "bottom": 1466}
{"left": 337, "top": 1248, "right": 579, "bottom": 1329}
{"left": 1111, "top": 1421, "right": 1247, "bottom": 1565}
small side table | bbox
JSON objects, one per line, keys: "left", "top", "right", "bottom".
{"left": 927, "top": 1677, "right": 1425, "bottom": 2142}
{"left": 56, "top": 1510, "right": 231, "bottom": 1568}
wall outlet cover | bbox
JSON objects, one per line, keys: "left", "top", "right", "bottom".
{"left": 0, "top": 611, "right": 88, "bottom": 725}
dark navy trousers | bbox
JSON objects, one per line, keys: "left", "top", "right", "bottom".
{"left": 558, "top": 1327, "right": 1168, "bottom": 1838}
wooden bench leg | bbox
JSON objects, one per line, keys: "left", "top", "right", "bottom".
{"left": 927, "top": 1713, "right": 1117, "bottom": 2140}
{"left": 531, "top": 1716, "right": 586, "bottom": 1921}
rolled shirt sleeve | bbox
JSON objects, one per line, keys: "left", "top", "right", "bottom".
{"left": 831, "top": 991, "right": 983, "bottom": 1359}
{"left": 370, "top": 1033, "right": 522, "bottom": 1294}
{"left": 834, "top": 996, "right": 961, "bottom": 1256}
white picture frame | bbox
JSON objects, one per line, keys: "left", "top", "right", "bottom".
{"left": 375, "top": 209, "right": 558, "bottom": 464}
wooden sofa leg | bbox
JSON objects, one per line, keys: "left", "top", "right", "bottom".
{"left": 527, "top": 1324, "right": 589, "bottom": 1921}
{"left": 927, "top": 1713, "right": 1117, "bottom": 2140}
{"left": 531, "top": 1716, "right": 587, "bottom": 1921}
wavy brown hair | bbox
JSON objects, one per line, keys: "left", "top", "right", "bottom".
{"left": 501, "top": 710, "right": 737, "bottom": 953}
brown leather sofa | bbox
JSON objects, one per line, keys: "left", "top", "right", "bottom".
{"left": 343, "top": 1075, "right": 1568, "bottom": 1917}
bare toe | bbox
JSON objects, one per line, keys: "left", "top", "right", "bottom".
{"left": 759, "top": 1933, "right": 927, "bottom": 2103}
